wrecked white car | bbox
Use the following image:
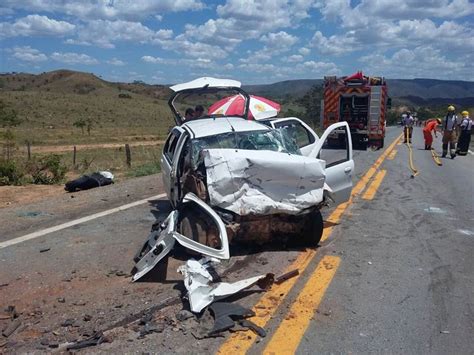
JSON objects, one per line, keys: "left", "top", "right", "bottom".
{"left": 132, "top": 77, "right": 354, "bottom": 281}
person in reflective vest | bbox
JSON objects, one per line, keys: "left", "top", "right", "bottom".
{"left": 442, "top": 105, "right": 459, "bottom": 158}
{"left": 402, "top": 111, "right": 414, "bottom": 143}
{"left": 423, "top": 118, "right": 441, "bottom": 150}
{"left": 456, "top": 111, "right": 472, "bottom": 156}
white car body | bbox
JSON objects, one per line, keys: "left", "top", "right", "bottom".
{"left": 132, "top": 77, "right": 354, "bottom": 281}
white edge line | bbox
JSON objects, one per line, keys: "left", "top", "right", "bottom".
{"left": 0, "top": 193, "right": 167, "bottom": 250}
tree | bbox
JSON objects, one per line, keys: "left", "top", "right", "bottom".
{"left": 0, "top": 100, "right": 22, "bottom": 161}
{"left": 296, "top": 85, "right": 323, "bottom": 126}
{"left": 73, "top": 118, "right": 86, "bottom": 134}
{"left": 0, "top": 100, "right": 21, "bottom": 128}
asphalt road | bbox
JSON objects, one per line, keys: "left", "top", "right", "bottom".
{"left": 0, "top": 126, "right": 472, "bottom": 353}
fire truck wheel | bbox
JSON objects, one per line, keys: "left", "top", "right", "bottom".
{"left": 379, "top": 138, "right": 385, "bottom": 148}
{"left": 300, "top": 210, "right": 324, "bottom": 246}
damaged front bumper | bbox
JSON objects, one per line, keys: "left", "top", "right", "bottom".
{"left": 132, "top": 193, "right": 230, "bottom": 282}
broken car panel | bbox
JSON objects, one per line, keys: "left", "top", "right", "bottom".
{"left": 132, "top": 77, "right": 354, "bottom": 281}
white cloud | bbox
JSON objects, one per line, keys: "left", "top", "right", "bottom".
{"left": 260, "top": 31, "right": 298, "bottom": 51}
{"left": 316, "top": 0, "right": 474, "bottom": 28}
{"left": 311, "top": 30, "right": 358, "bottom": 55}
{"left": 71, "top": 20, "right": 173, "bottom": 48}
{"left": 299, "top": 47, "right": 311, "bottom": 56}
{"left": 0, "top": 14, "right": 75, "bottom": 38}
{"left": 106, "top": 58, "right": 126, "bottom": 66}
{"left": 2, "top": 0, "right": 205, "bottom": 21}
{"left": 359, "top": 46, "right": 473, "bottom": 80}
{"left": 10, "top": 46, "right": 47, "bottom": 62}
{"left": 178, "top": 0, "right": 315, "bottom": 54}
{"left": 142, "top": 55, "right": 166, "bottom": 64}
{"left": 51, "top": 52, "right": 99, "bottom": 65}
{"left": 285, "top": 54, "right": 304, "bottom": 62}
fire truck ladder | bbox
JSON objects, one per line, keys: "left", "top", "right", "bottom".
{"left": 369, "top": 86, "right": 382, "bottom": 139}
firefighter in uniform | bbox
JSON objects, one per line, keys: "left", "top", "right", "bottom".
{"left": 402, "top": 111, "right": 414, "bottom": 143}
{"left": 456, "top": 111, "right": 472, "bottom": 156}
{"left": 423, "top": 118, "right": 441, "bottom": 150}
{"left": 442, "top": 105, "right": 459, "bottom": 158}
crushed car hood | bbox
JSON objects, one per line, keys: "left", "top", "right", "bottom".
{"left": 203, "top": 149, "right": 327, "bottom": 215}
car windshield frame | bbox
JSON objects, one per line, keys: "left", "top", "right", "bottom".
{"left": 168, "top": 86, "right": 251, "bottom": 125}
{"left": 189, "top": 129, "right": 301, "bottom": 170}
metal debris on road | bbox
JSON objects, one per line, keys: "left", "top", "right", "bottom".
{"left": 2, "top": 319, "right": 21, "bottom": 337}
{"left": 208, "top": 302, "right": 255, "bottom": 336}
{"left": 275, "top": 269, "right": 299, "bottom": 284}
{"left": 66, "top": 331, "right": 107, "bottom": 350}
{"left": 177, "top": 257, "right": 274, "bottom": 313}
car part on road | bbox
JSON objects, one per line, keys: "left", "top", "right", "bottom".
{"left": 66, "top": 331, "right": 106, "bottom": 350}
{"left": 275, "top": 269, "right": 300, "bottom": 284}
{"left": 2, "top": 319, "right": 21, "bottom": 337}
{"left": 132, "top": 193, "right": 230, "bottom": 282}
{"left": 208, "top": 302, "right": 255, "bottom": 335}
{"left": 177, "top": 257, "right": 274, "bottom": 313}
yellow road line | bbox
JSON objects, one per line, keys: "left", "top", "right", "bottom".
{"left": 362, "top": 169, "right": 387, "bottom": 200}
{"left": 263, "top": 256, "right": 341, "bottom": 355}
{"left": 217, "top": 133, "right": 402, "bottom": 355}
{"left": 387, "top": 149, "right": 397, "bottom": 160}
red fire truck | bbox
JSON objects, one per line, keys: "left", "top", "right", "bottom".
{"left": 321, "top": 71, "right": 390, "bottom": 149}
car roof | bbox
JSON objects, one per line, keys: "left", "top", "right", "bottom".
{"left": 182, "top": 117, "right": 270, "bottom": 139}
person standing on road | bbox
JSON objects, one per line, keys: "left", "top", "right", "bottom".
{"left": 423, "top": 118, "right": 441, "bottom": 150}
{"left": 402, "top": 111, "right": 414, "bottom": 143}
{"left": 456, "top": 110, "right": 473, "bottom": 156}
{"left": 442, "top": 105, "right": 459, "bottom": 158}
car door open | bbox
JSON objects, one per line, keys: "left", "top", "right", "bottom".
{"left": 310, "top": 121, "right": 354, "bottom": 205}
{"left": 270, "top": 117, "right": 319, "bottom": 156}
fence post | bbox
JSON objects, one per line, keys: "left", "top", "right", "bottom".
{"left": 27, "top": 141, "right": 31, "bottom": 160}
{"left": 125, "top": 144, "right": 131, "bottom": 167}
{"left": 73, "top": 146, "right": 77, "bottom": 168}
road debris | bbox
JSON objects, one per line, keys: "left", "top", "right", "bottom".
{"left": 66, "top": 331, "right": 107, "bottom": 350}
{"left": 176, "top": 310, "right": 195, "bottom": 322}
{"left": 177, "top": 257, "right": 274, "bottom": 313}
{"left": 208, "top": 302, "right": 255, "bottom": 335}
{"left": 275, "top": 269, "right": 299, "bottom": 284}
{"left": 39, "top": 247, "right": 51, "bottom": 253}
{"left": 440, "top": 330, "right": 450, "bottom": 334}
{"left": 57, "top": 297, "right": 65, "bottom": 303}
{"left": 2, "top": 319, "right": 21, "bottom": 337}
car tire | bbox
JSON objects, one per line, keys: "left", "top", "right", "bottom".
{"left": 300, "top": 210, "right": 324, "bottom": 246}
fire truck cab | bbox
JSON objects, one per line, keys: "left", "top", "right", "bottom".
{"left": 321, "top": 71, "right": 390, "bottom": 149}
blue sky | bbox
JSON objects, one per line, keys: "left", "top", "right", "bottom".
{"left": 1, "top": 0, "right": 473, "bottom": 84}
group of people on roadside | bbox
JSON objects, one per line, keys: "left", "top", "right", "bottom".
{"left": 402, "top": 106, "right": 473, "bottom": 159}
{"left": 184, "top": 105, "right": 205, "bottom": 121}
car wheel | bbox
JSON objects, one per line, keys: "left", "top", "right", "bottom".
{"left": 179, "top": 205, "right": 221, "bottom": 249}
{"left": 301, "top": 210, "right": 324, "bottom": 246}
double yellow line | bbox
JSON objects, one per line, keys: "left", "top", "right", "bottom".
{"left": 218, "top": 133, "right": 402, "bottom": 355}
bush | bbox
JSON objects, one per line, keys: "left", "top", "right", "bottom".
{"left": 26, "top": 154, "right": 67, "bottom": 184}
{"left": 0, "top": 159, "right": 24, "bottom": 186}
{"left": 118, "top": 93, "right": 132, "bottom": 99}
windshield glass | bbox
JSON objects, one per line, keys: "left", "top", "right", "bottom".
{"left": 190, "top": 129, "right": 301, "bottom": 169}
{"left": 172, "top": 88, "right": 248, "bottom": 122}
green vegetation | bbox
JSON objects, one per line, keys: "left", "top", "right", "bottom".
{"left": 127, "top": 161, "right": 161, "bottom": 177}
{"left": 0, "top": 153, "right": 67, "bottom": 186}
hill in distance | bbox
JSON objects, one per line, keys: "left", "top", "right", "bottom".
{"left": 0, "top": 69, "right": 171, "bottom": 98}
{"left": 244, "top": 78, "right": 474, "bottom": 101}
